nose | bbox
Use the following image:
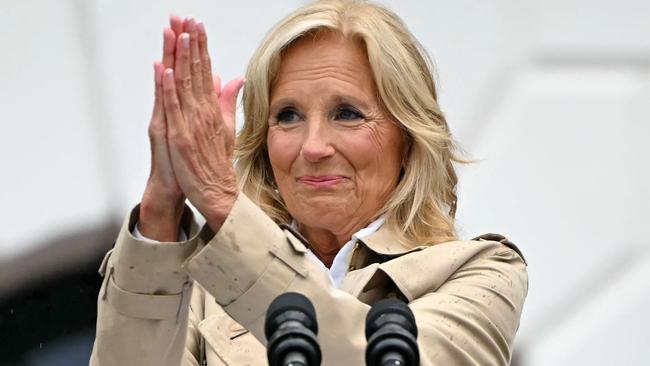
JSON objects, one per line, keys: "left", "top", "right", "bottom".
{"left": 300, "top": 119, "right": 335, "bottom": 163}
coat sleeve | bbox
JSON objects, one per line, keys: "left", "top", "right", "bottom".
{"left": 89, "top": 204, "right": 204, "bottom": 366}
{"left": 184, "top": 193, "right": 528, "bottom": 365}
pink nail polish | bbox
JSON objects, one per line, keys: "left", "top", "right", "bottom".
{"left": 197, "top": 21, "right": 205, "bottom": 33}
{"left": 182, "top": 34, "right": 190, "bottom": 48}
{"left": 188, "top": 18, "right": 196, "bottom": 31}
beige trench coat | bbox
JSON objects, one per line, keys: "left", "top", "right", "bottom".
{"left": 89, "top": 193, "right": 528, "bottom": 365}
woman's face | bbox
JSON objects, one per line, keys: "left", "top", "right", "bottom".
{"left": 266, "top": 33, "right": 406, "bottom": 237}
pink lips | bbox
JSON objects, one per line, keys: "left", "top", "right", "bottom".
{"left": 298, "top": 175, "right": 346, "bottom": 188}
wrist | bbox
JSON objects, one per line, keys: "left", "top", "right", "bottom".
{"left": 201, "top": 190, "right": 238, "bottom": 233}
{"left": 139, "top": 186, "right": 186, "bottom": 242}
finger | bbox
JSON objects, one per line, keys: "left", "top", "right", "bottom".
{"left": 162, "top": 28, "right": 176, "bottom": 68}
{"left": 151, "top": 62, "right": 165, "bottom": 124}
{"left": 213, "top": 73, "right": 221, "bottom": 98}
{"left": 197, "top": 21, "right": 214, "bottom": 97}
{"left": 174, "top": 33, "right": 194, "bottom": 109}
{"left": 154, "top": 62, "right": 165, "bottom": 89}
{"left": 169, "top": 14, "right": 183, "bottom": 36}
{"left": 219, "top": 77, "right": 246, "bottom": 131}
{"left": 150, "top": 63, "right": 169, "bottom": 149}
{"left": 162, "top": 68, "right": 186, "bottom": 139}
{"left": 182, "top": 17, "right": 190, "bottom": 33}
{"left": 187, "top": 18, "right": 204, "bottom": 101}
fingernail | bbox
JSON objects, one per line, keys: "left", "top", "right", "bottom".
{"left": 188, "top": 18, "right": 196, "bottom": 31}
{"left": 181, "top": 34, "right": 190, "bottom": 48}
{"left": 197, "top": 21, "right": 205, "bottom": 33}
{"left": 164, "top": 69, "right": 174, "bottom": 81}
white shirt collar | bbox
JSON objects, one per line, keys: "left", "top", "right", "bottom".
{"left": 293, "top": 216, "right": 386, "bottom": 288}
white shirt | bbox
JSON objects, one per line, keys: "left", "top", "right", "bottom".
{"left": 296, "top": 217, "right": 385, "bottom": 288}
{"left": 133, "top": 216, "right": 385, "bottom": 289}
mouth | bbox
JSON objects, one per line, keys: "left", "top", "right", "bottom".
{"left": 297, "top": 175, "right": 347, "bottom": 188}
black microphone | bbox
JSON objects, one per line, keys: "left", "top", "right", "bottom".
{"left": 365, "top": 299, "right": 420, "bottom": 366}
{"left": 265, "top": 292, "right": 322, "bottom": 366}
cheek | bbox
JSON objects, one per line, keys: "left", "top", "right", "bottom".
{"left": 267, "top": 128, "right": 300, "bottom": 177}
{"left": 337, "top": 126, "right": 403, "bottom": 177}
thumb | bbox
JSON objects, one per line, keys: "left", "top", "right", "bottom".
{"left": 219, "top": 77, "right": 246, "bottom": 130}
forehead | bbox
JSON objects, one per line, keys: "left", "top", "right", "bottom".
{"left": 272, "top": 32, "right": 376, "bottom": 95}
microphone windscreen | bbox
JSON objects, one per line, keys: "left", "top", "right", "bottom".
{"left": 265, "top": 292, "right": 318, "bottom": 338}
{"left": 365, "top": 298, "right": 417, "bottom": 339}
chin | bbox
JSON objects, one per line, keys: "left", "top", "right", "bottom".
{"left": 291, "top": 200, "right": 351, "bottom": 228}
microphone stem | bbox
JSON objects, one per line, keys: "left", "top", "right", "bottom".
{"left": 284, "top": 350, "right": 308, "bottom": 366}
{"left": 380, "top": 351, "right": 406, "bottom": 366}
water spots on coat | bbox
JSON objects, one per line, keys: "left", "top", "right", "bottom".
{"left": 226, "top": 230, "right": 241, "bottom": 252}
{"left": 450, "top": 258, "right": 458, "bottom": 270}
{"left": 129, "top": 266, "right": 135, "bottom": 270}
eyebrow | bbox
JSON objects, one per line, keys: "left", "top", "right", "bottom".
{"left": 269, "top": 94, "right": 372, "bottom": 111}
{"left": 269, "top": 97, "right": 299, "bottom": 110}
{"left": 331, "top": 95, "right": 370, "bottom": 111}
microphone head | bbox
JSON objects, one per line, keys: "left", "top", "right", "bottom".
{"left": 265, "top": 292, "right": 318, "bottom": 339}
{"left": 365, "top": 298, "right": 417, "bottom": 339}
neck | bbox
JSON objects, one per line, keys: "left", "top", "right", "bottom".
{"left": 298, "top": 224, "right": 356, "bottom": 268}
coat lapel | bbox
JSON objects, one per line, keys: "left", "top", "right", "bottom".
{"left": 339, "top": 263, "right": 380, "bottom": 298}
{"left": 349, "top": 227, "right": 481, "bottom": 304}
{"left": 339, "top": 227, "right": 426, "bottom": 304}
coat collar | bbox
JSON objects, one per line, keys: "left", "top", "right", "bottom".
{"left": 280, "top": 222, "right": 425, "bottom": 258}
{"left": 356, "top": 225, "right": 426, "bottom": 257}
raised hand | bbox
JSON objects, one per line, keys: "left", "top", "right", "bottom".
{"left": 139, "top": 15, "right": 188, "bottom": 242}
{"left": 161, "top": 18, "right": 245, "bottom": 231}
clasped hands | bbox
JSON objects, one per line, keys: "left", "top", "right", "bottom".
{"left": 139, "top": 15, "right": 245, "bottom": 242}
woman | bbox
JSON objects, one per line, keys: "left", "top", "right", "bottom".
{"left": 91, "top": 1, "right": 528, "bottom": 365}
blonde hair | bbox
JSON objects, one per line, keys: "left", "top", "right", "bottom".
{"left": 236, "top": 0, "right": 465, "bottom": 247}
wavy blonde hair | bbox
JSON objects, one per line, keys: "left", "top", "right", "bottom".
{"left": 236, "top": 0, "right": 464, "bottom": 246}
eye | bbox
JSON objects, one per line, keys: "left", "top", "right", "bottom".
{"left": 334, "top": 105, "right": 365, "bottom": 121}
{"left": 274, "top": 107, "right": 302, "bottom": 125}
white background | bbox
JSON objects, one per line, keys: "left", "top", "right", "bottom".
{"left": 1, "top": 1, "right": 649, "bottom": 364}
